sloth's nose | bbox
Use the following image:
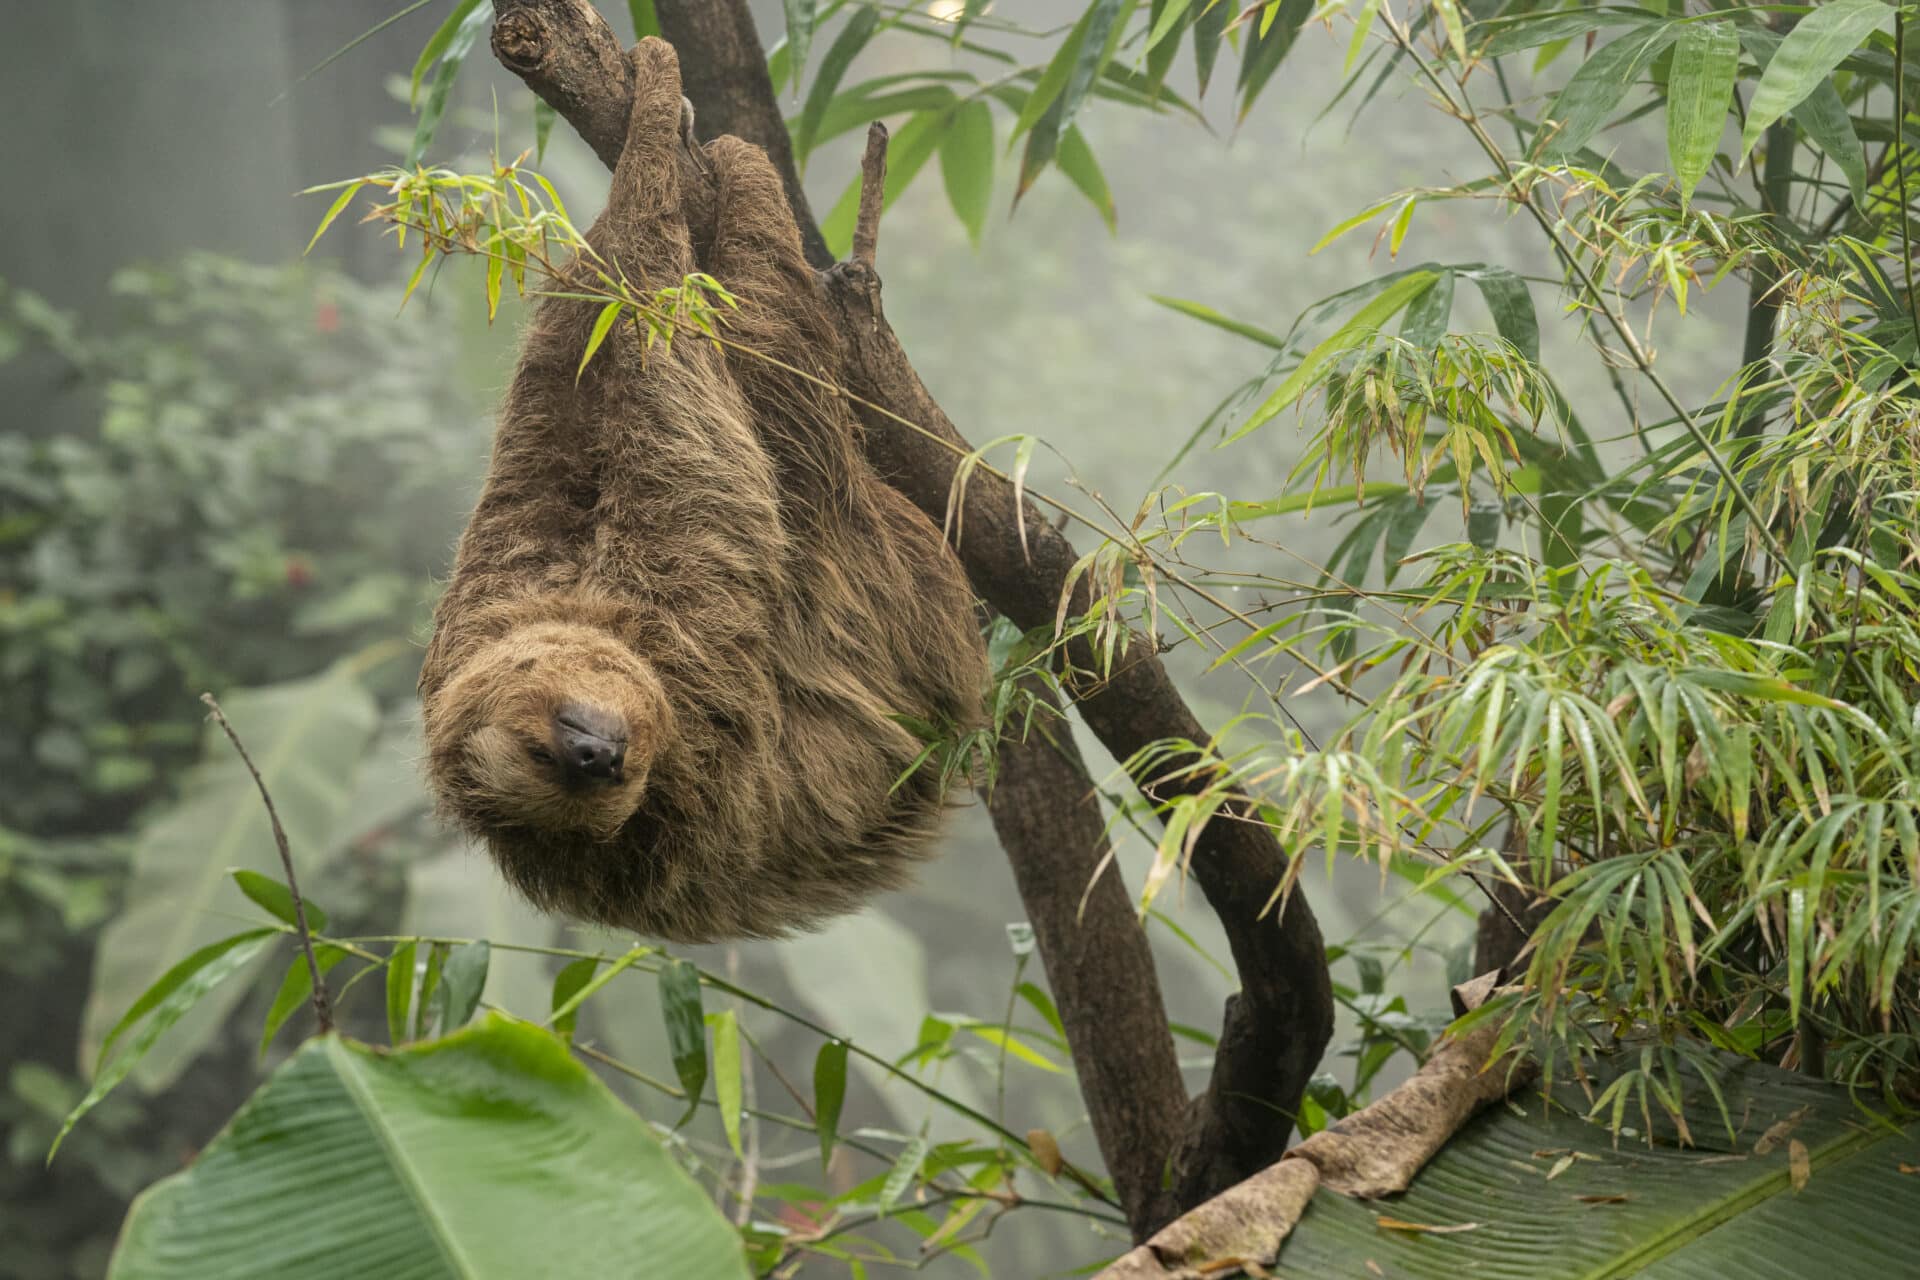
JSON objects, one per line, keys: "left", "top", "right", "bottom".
{"left": 553, "top": 702, "right": 628, "bottom": 783}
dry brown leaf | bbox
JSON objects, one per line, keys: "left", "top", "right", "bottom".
{"left": 1027, "top": 1128, "right": 1063, "bottom": 1176}
{"left": 1365, "top": 1262, "right": 1384, "bottom": 1277}
{"left": 1575, "top": 1193, "right": 1631, "bottom": 1205}
{"left": 1898, "top": 1162, "right": 1919, "bottom": 1175}
{"left": 1789, "top": 1138, "right": 1810, "bottom": 1191}
{"left": 1753, "top": 1106, "right": 1809, "bottom": 1156}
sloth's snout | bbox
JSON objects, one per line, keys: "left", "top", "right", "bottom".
{"left": 553, "top": 702, "right": 629, "bottom": 783}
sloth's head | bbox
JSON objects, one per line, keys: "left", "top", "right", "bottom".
{"left": 425, "top": 622, "right": 673, "bottom": 840}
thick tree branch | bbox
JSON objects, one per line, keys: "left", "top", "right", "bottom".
{"left": 484, "top": 0, "right": 1334, "bottom": 1224}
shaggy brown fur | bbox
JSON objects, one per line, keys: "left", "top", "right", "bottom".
{"left": 419, "top": 39, "right": 985, "bottom": 943}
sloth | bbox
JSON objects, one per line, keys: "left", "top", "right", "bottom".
{"left": 418, "top": 39, "right": 986, "bottom": 943}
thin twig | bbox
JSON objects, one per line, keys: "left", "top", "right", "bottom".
{"left": 200, "top": 692, "right": 333, "bottom": 1033}
{"left": 851, "top": 121, "right": 888, "bottom": 267}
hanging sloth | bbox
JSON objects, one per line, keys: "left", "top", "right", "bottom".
{"left": 418, "top": 39, "right": 986, "bottom": 943}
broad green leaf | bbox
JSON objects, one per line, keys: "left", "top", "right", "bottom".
{"left": 795, "top": 5, "right": 881, "bottom": 162}
{"left": 1740, "top": 0, "right": 1891, "bottom": 156}
{"left": 259, "top": 945, "right": 348, "bottom": 1058}
{"left": 940, "top": 99, "right": 995, "bottom": 245}
{"left": 409, "top": 0, "right": 483, "bottom": 107}
{"left": 231, "top": 868, "right": 328, "bottom": 935}
{"left": 1543, "top": 25, "right": 1679, "bottom": 158}
{"left": 1149, "top": 294, "right": 1288, "bottom": 350}
{"left": 1665, "top": 24, "right": 1738, "bottom": 204}
{"left": 1399, "top": 268, "right": 1455, "bottom": 349}
{"left": 549, "top": 958, "right": 599, "bottom": 1041}
{"left": 433, "top": 941, "right": 490, "bottom": 1031}
{"left": 784, "top": 0, "right": 818, "bottom": 95}
{"left": 407, "top": 3, "right": 489, "bottom": 167}
{"left": 59, "top": 932, "right": 280, "bottom": 1158}
{"left": 387, "top": 940, "right": 417, "bottom": 1046}
{"left": 710, "top": 1009, "right": 744, "bottom": 1158}
{"left": 1227, "top": 270, "right": 1438, "bottom": 443}
{"left": 82, "top": 662, "right": 378, "bottom": 1092}
{"left": 1477, "top": 7, "right": 1655, "bottom": 58}
{"left": 1053, "top": 126, "right": 1116, "bottom": 232}
{"left": 1269, "top": 1057, "right": 1920, "bottom": 1276}
{"left": 814, "top": 1040, "right": 849, "bottom": 1169}
{"left": 1463, "top": 266, "right": 1539, "bottom": 363}
{"left": 109, "top": 1019, "right": 752, "bottom": 1279}
{"left": 659, "top": 959, "right": 708, "bottom": 1127}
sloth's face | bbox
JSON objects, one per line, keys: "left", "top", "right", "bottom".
{"left": 426, "top": 623, "right": 671, "bottom": 840}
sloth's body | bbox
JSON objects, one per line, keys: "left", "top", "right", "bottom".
{"left": 419, "top": 40, "right": 984, "bottom": 942}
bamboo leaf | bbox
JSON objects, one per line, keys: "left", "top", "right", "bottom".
{"left": 940, "top": 99, "right": 995, "bottom": 245}
{"left": 709, "top": 1010, "right": 744, "bottom": 1158}
{"left": 577, "top": 301, "right": 624, "bottom": 382}
{"left": 1052, "top": 125, "right": 1116, "bottom": 231}
{"left": 1665, "top": 23, "right": 1739, "bottom": 205}
{"left": 814, "top": 1039, "right": 849, "bottom": 1170}
{"left": 1543, "top": 25, "right": 1679, "bottom": 158}
{"left": 796, "top": 5, "right": 881, "bottom": 163}
{"left": 1741, "top": 0, "right": 1891, "bottom": 156}
{"left": 659, "top": 959, "right": 708, "bottom": 1128}
{"left": 386, "top": 940, "right": 416, "bottom": 1046}
{"left": 784, "top": 0, "right": 818, "bottom": 95}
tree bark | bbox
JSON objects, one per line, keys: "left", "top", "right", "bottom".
{"left": 484, "top": 0, "right": 1335, "bottom": 1228}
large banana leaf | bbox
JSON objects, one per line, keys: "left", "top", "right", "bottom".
{"left": 1271, "top": 1058, "right": 1919, "bottom": 1277}
{"left": 81, "top": 661, "right": 379, "bottom": 1090}
{"left": 110, "top": 1015, "right": 751, "bottom": 1279}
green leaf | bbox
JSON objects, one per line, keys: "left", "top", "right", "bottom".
{"left": 57, "top": 932, "right": 279, "bottom": 1158}
{"left": 940, "top": 99, "right": 995, "bottom": 246}
{"left": 546, "top": 944, "right": 648, "bottom": 1034}
{"left": 1015, "top": 0, "right": 1134, "bottom": 198}
{"left": 1462, "top": 266, "right": 1539, "bottom": 363}
{"left": 433, "top": 941, "right": 490, "bottom": 1031}
{"left": 1053, "top": 126, "right": 1116, "bottom": 232}
{"left": 1237, "top": 0, "right": 1313, "bottom": 120}
{"left": 710, "top": 1010, "right": 744, "bottom": 1158}
{"left": 108, "top": 1018, "right": 753, "bottom": 1279}
{"left": 1149, "top": 294, "right": 1288, "bottom": 350}
{"left": 1741, "top": 0, "right": 1891, "bottom": 157}
{"left": 577, "top": 301, "right": 624, "bottom": 382}
{"left": 1543, "top": 25, "right": 1679, "bottom": 158}
{"left": 82, "top": 662, "right": 379, "bottom": 1092}
{"left": 409, "top": 0, "right": 483, "bottom": 107}
{"left": 784, "top": 0, "right": 818, "bottom": 95}
{"left": 259, "top": 945, "right": 347, "bottom": 1058}
{"left": 795, "top": 5, "right": 881, "bottom": 162}
{"left": 1399, "top": 268, "right": 1455, "bottom": 350}
{"left": 1665, "top": 23, "right": 1739, "bottom": 205}
{"left": 1228, "top": 270, "right": 1438, "bottom": 442}
{"left": 659, "top": 959, "right": 708, "bottom": 1128}
{"left": 1192, "top": 0, "right": 1229, "bottom": 96}
{"left": 386, "top": 940, "right": 416, "bottom": 1046}
{"left": 303, "top": 182, "right": 365, "bottom": 256}
{"left": 549, "top": 958, "right": 599, "bottom": 1041}
{"left": 1478, "top": 7, "right": 1655, "bottom": 58}
{"left": 407, "top": 2, "right": 489, "bottom": 167}
{"left": 814, "top": 1040, "right": 849, "bottom": 1170}
{"left": 231, "top": 868, "right": 327, "bottom": 935}
{"left": 628, "top": 0, "right": 660, "bottom": 40}
{"left": 1146, "top": 0, "right": 1192, "bottom": 52}
{"left": 881, "top": 1134, "right": 930, "bottom": 1212}
{"left": 1269, "top": 1056, "right": 1920, "bottom": 1276}
{"left": 534, "top": 99, "right": 557, "bottom": 162}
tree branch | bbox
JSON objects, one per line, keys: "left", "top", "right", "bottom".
{"left": 483, "top": 0, "right": 1334, "bottom": 1225}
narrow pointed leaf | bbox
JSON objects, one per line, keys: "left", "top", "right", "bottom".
{"left": 815, "top": 1040, "right": 850, "bottom": 1170}
{"left": 940, "top": 99, "right": 994, "bottom": 245}
{"left": 1665, "top": 24, "right": 1739, "bottom": 204}
{"left": 1741, "top": 0, "right": 1891, "bottom": 156}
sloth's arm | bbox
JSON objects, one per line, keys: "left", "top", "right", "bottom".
{"left": 700, "top": 138, "right": 863, "bottom": 512}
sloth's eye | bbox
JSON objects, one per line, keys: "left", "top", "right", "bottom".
{"left": 528, "top": 744, "right": 556, "bottom": 766}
